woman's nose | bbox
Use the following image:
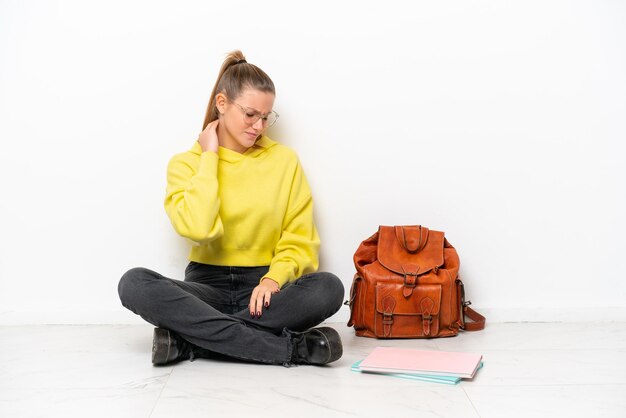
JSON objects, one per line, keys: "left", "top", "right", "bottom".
{"left": 252, "top": 117, "right": 265, "bottom": 130}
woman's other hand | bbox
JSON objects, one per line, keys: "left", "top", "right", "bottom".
{"left": 249, "top": 277, "right": 280, "bottom": 318}
{"left": 198, "top": 120, "right": 219, "bottom": 153}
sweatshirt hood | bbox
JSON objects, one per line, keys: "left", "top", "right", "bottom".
{"left": 190, "top": 135, "right": 277, "bottom": 163}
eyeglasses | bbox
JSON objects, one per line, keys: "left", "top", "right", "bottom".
{"left": 230, "top": 100, "right": 279, "bottom": 128}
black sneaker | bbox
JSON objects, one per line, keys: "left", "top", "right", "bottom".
{"left": 151, "top": 328, "right": 192, "bottom": 366}
{"left": 290, "top": 327, "right": 343, "bottom": 365}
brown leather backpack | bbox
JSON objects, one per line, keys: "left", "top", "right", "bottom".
{"left": 346, "top": 225, "right": 485, "bottom": 338}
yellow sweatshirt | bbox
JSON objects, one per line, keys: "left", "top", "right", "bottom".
{"left": 164, "top": 135, "right": 320, "bottom": 287}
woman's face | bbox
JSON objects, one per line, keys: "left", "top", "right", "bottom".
{"left": 216, "top": 88, "right": 275, "bottom": 153}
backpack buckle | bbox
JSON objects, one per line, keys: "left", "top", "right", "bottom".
{"left": 400, "top": 265, "right": 419, "bottom": 297}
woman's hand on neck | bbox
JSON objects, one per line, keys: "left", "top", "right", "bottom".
{"left": 197, "top": 120, "right": 220, "bottom": 153}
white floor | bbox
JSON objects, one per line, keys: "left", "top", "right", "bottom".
{"left": 1, "top": 322, "right": 626, "bottom": 418}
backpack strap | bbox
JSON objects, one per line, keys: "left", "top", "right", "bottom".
{"left": 463, "top": 305, "right": 486, "bottom": 331}
{"left": 457, "top": 279, "right": 486, "bottom": 331}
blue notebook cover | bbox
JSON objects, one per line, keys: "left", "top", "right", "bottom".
{"left": 351, "top": 360, "right": 483, "bottom": 385}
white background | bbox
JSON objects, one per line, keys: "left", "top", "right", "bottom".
{"left": 1, "top": 0, "right": 625, "bottom": 324}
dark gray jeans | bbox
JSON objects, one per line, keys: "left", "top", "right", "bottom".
{"left": 118, "top": 262, "right": 344, "bottom": 364}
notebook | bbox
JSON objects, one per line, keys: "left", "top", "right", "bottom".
{"left": 358, "top": 347, "right": 483, "bottom": 378}
{"left": 351, "top": 360, "right": 465, "bottom": 385}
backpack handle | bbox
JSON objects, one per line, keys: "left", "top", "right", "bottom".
{"left": 394, "top": 225, "right": 429, "bottom": 253}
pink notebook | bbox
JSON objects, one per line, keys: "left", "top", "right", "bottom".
{"left": 359, "top": 347, "right": 483, "bottom": 378}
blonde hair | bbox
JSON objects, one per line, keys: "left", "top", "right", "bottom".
{"left": 202, "top": 50, "right": 275, "bottom": 130}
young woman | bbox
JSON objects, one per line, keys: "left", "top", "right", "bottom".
{"left": 118, "top": 51, "right": 344, "bottom": 366}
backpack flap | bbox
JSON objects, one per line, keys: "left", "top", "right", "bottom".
{"left": 377, "top": 225, "right": 445, "bottom": 296}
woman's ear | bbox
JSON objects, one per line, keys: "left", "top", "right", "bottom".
{"left": 215, "top": 93, "right": 227, "bottom": 115}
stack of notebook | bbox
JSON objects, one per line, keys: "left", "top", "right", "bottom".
{"left": 352, "top": 347, "right": 483, "bottom": 385}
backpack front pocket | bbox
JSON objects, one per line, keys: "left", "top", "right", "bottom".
{"left": 374, "top": 282, "right": 442, "bottom": 338}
